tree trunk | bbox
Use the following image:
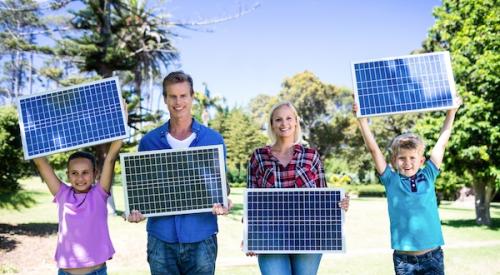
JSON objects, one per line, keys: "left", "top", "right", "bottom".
{"left": 95, "top": 143, "right": 117, "bottom": 214}
{"left": 473, "top": 181, "right": 493, "bottom": 226}
{"left": 29, "top": 52, "right": 33, "bottom": 95}
{"left": 134, "top": 69, "right": 143, "bottom": 128}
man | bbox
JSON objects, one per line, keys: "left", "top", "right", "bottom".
{"left": 127, "top": 71, "right": 231, "bottom": 275}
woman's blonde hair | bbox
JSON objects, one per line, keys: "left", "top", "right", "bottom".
{"left": 267, "top": 101, "right": 303, "bottom": 145}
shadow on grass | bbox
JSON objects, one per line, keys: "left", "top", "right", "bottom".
{"left": 0, "top": 191, "right": 37, "bottom": 210}
{"left": 0, "top": 236, "right": 18, "bottom": 252}
{"left": 115, "top": 209, "right": 124, "bottom": 217}
{"left": 0, "top": 222, "right": 58, "bottom": 252}
{"left": 490, "top": 204, "right": 500, "bottom": 210}
{"left": 227, "top": 203, "right": 243, "bottom": 221}
{"left": 441, "top": 218, "right": 500, "bottom": 230}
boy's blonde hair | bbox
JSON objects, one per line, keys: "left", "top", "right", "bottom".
{"left": 267, "top": 101, "right": 303, "bottom": 145}
{"left": 389, "top": 133, "right": 426, "bottom": 157}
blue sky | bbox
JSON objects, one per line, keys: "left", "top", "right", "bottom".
{"left": 165, "top": 0, "right": 441, "bottom": 108}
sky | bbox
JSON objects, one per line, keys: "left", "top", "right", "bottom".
{"left": 163, "top": 0, "right": 441, "bottom": 108}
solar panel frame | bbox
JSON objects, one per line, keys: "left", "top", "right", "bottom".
{"left": 351, "top": 51, "right": 458, "bottom": 117}
{"left": 243, "top": 188, "right": 346, "bottom": 254}
{"left": 121, "top": 145, "right": 228, "bottom": 218}
{"left": 17, "top": 77, "right": 128, "bottom": 160}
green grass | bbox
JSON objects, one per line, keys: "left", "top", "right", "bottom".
{"left": 1, "top": 179, "right": 500, "bottom": 275}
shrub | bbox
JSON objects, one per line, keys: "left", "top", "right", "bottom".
{"left": 0, "top": 106, "right": 32, "bottom": 195}
{"left": 357, "top": 184, "right": 386, "bottom": 197}
{"left": 328, "top": 174, "right": 352, "bottom": 185}
{"left": 227, "top": 168, "right": 246, "bottom": 186}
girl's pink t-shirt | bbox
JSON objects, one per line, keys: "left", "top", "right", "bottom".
{"left": 53, "top": 183, "right": 115, "bottom": 268}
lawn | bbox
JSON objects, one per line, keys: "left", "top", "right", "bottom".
{"left": 1, "top": 178, "right": 499, "bottom": 275}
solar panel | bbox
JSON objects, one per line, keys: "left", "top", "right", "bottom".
{"left": 243, "top": 188, "right": 345, "bottom": 254}
{"left": 352, "top": 51, "right": 458, "bottom": 117}
{"left": 121, "top": 145, "right": 228, "bottom": 218}
{"left": 17, "top": 77, "right": 128, "bottom": 160}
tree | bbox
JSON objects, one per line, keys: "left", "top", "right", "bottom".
{"left": 211, "top": 108, "right": 267, "bottom": 184}
{"left": 0, "top": 0, "right": 46, "bottom": 103}
{"left": 421, "top": 0, "right": 499, "bottom": 225}
{"left": 248, "top": 94, "right": 278, "bottom": 130}
{"left": 277, "top": 71, "right": 347, "bottom": 159}
{"left": 192, "top": 83, "right": 225, "bottom": 126}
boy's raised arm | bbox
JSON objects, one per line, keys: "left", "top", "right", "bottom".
{"left": 100, "top": 140, "right": 123, "bottom": 193}
{"left": 430, "top": 98, "right": 462, "bottom": 169}
{"left": 354, "top": 103, "right": 387, "bottom": 175}
{"left": 33, "top": 157, "right": 61, "bottom": 196}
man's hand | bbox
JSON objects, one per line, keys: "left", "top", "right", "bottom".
{"left": 212, "top": 199, "right": 233, "bottom": 215}
{"left": 124, "top": 210, "right": 146, "bottom": 223}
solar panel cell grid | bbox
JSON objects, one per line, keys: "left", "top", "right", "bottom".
{"left": 352, "top": 52, "right": 456, "bottom": 117}
{"left": 17, "top": 77, "right": 128, "bottom": 159}
{"left": 244, "top": 189, "right": 345, "bottom": 254}
{"left": 121, "top": 145, "right": 228, "bottom": 217}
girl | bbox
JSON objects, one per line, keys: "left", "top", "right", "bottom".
{"left": 33, "top": 139, "right": 122, "bottom": 275}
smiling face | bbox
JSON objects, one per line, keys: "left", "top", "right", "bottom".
{"left": 66, "top": 157, "right": 96, "bottom": 193}
{"left": 164, "top": 81, "right": 193, "bottom": 121}
{"left": 270, "top": 105, "right": 298, "bottom": 141}
{"left": 392, "top": 148, "right": 425, "bottom": 177}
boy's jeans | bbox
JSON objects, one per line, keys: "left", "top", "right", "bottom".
{"left": 393, "top": 247, "right": 444, "bottom": 275}
{"left": 257, "top": 253, "right": 322, "bottom": 275}
{"left": 147, "top": 234, "right": 217, "bottom": 275}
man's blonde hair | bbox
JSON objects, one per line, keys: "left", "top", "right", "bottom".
{"left": 267, "top": 101, "right": 303, "bottom": 145}
{"left": 390, "top": 133, "right": 426, "bottom": 157}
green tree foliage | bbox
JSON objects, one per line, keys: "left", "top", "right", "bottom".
{"left": 277, "top": 71, "right": 345, "bottom": 159}
{"left": 211, "top": 108, "right": 267, "bottom": 184}
{"left": 192, "top": 84, "right": 226, "bottom": 125}
{"left": 0, "top": 0, "right": 46, "bottom": 102}
{"left": 421, "top": 0, "right": 499, "bottom": 225}
{"left": 248, "top": 94, "right": 278, "bottom": 130}
{"left": 0, "top": 106, "right": 31, "bottom": 195}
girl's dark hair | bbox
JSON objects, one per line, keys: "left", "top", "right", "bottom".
{"left": 67, "top": 151, "right": 97, "bottom": 171}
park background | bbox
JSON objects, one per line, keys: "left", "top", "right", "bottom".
{"left": 0, "top": 0, "right": 498, "bottom": 274}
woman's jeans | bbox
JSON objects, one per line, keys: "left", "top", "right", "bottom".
{"left": 258, "top": 253, "right": 322, "bottom": 275}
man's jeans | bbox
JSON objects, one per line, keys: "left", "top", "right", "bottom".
{"left": 147, "top": 234, "right": 217, "bottom": 275}
{"left": 393, "top": 247, "right": 444, "bottom": 275}
{"left": 257, "top": 253, "right": 322, "bottom": 275}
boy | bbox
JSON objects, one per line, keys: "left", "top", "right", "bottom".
{"left": 354, "top": 98, "right": 461, "bottom": 275}
{"left": 33, "top": 140, "right": 122, "bottom": 275}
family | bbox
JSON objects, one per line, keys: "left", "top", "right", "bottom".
{"left": 33, "top": 71, "right": 460, "bottom": 275}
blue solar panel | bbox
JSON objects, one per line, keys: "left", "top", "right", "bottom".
{"left": 243, "top": 188, "right": 345, "bottom": 254}
{"left": 352, "top": 52, "right": 458, "bottom": 117}
{"left": 121, "top": 145, "right": 229, "bottom": 218}
{"left": 17, "top": 77, "right": 128, "bottom": 159}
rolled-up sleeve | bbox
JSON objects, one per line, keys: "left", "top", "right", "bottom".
{"left": 247, "top": 151, "right": 259, "bottom": 188}
{"left": 312, "top": 150, "right": 327, "bottom": 187}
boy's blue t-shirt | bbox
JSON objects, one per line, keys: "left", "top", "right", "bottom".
{"left": 379, "top": 160, "right": 444, "bottom": 251}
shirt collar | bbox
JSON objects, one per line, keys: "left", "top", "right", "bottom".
{"left": 264, "top": 143, "right": 302, "bottom": 155}
{"left": 160, "top": 118, "right": 202, "bottom": 136}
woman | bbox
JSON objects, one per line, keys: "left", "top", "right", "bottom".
{"left": 247, "top": 101, "right": 349, "bottom": 275}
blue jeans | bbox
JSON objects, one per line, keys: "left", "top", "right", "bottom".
{"left": 258, "top": 254, "right": 322, "bottom": 275}
{"left": 393, "top": 247, "right": 444, "bottom": 275}
{"left": 147, "top": 234, "right": 217, "bottom": 275}
{"left": 57, "top": 264, "right": 107, "bottom": 275}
